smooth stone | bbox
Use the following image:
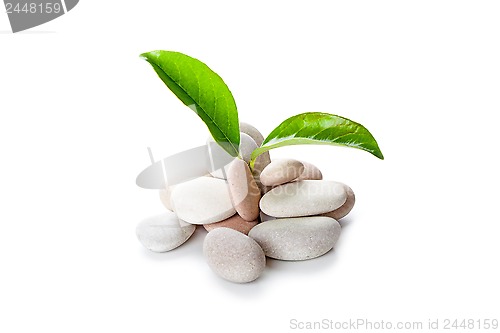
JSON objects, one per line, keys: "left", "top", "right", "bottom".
{"left": 260, "top": 180, "right": 347, "bottom": 217}
{"left": 260, "top": 159, "right": 304, "bottom": 186}
{"left": 136, "top": 212, "right": 196, "bottom": 252}
{"left": 159, "top": 185, "right": 176, "bottom": 211}
{"left": 322, "top": 184, "right": 355, "bottom": 220}
{"left": 171, "top": 177, "right": 236, "bottom": 225}
{"left": 203, "top": 227, "right": 266, "bottom": 283}
{"left": 204, "top": 214, "right": 258, "bottom": 235}
{"left": 227, "top": 159, "right": 261, "bottom": 221}
{"left": 248, "top": 216, "right": 341, "bottom": 260}
{"left": 294, "top": 161, "right": 323, "bottom": 181}
{"left": 240, "top": 122, "right": 265, "bottom": 146}
{"left": 239, "top": 133, "right": 258, "bottom": 163}
{"left": 207, "top": 133, "right": 257, "bottom": 179}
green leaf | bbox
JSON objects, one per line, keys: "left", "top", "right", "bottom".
{"left": 250, "top": 112, "right": 384, "bottom": 168}
{"left": 140, "top": 50, "right": 240, "bottom": 157}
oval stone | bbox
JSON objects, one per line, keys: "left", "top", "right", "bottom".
{"left": 240, "top": 122, "right": 265, "bottom": 146}
{"left": 259, "top": 180, "right": 347, "bottom": 217}
{"left": 239, "top": 133, "right": 258, "bottom": 164}
{"left": 227, "top": 159, "right": 261, "bottom": 221}
{"left": 248, "top": 216, "right": 341, "bottom": 260}
{"left": 136, "top": 212, "right": 196, "bottom": 252}
{"left": 203, "top": 214, "right": 258, "bottom": 235}
{"left": 294, "top": 161, "right": 323, "bottom": 181}
{"left": 322, "top": 184, "right": 355, "bottom": 220}
{"left": 171, "top": 177, "right": 236, "bottom": 225}
{"left": 203, "top": 227, "right": 266, "bottom": 283}
{"left": 260, "top": 159, "right": 304, "bottom": 186}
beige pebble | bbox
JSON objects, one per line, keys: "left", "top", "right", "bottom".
{"left": 240, "top": 122, "right": 265, "bottom": 146}
{"left": 294, "top": 161, "right": 323, "bottom": 181}
{"left": 322, "top": 184, "right": 355, "bottom": 220}
{"left": 260, "top": 159, "right": 304, "bottom": 186}
{"left": 227, "top": 159, "right": 261, "bottom": 221}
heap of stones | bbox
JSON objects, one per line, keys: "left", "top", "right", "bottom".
{"left": 136, "top": 123, "right": 355, "bottom": 283}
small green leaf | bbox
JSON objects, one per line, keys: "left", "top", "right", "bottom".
{"left": 140, "top": 50, "right": 240, "bottom": 157}
{"left": 250, "top": 112, "right": 384, "bottom": 168}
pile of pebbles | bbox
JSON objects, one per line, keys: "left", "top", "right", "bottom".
{"left": 136, "top": 123, "right": 355, "bottom": 283}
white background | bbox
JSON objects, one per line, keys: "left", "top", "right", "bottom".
{"left": 1, "top": 1, "right": 499, "bottom": 332}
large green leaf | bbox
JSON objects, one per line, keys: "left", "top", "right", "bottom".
{"left": 140, "top": 51, "right": 240, "bottom": 157}
{"left": 250, "top": 112, "right": 384, "bottom": 168}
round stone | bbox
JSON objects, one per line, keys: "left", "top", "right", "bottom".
{"left": 322, "top": 184, "right": 355, "bottom": 220}
{"left": 240, "top": 122, "right": 265, "bottom": 146}
{"left": 204, "top": 214, "right": 258, "bottom": 235}
{"left": 171, "top": 177, "right": 236, "bottom": 225}
{"left": 294, "top": 161, "right": 323, "bottom": 181}
{"left": 136, "top": 212, "right": 196, "bottom": 252}
{"left": 259, "top": 180, "right": 347, "bottom": 217}
{"left": 203, "top": 227, "right": 266, "bottom": 283}
{"left": 260, "top": 159, "right": 304, "bottom": 186}
{"left": 227, "top": 159, "right": 261, "bottom": 221}
{"left": 248, "top": 216, "right": 341, "bottom": 260}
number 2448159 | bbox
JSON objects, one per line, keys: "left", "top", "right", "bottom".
{"left": 5, "top": 2, "right": 62, "bottom": 14}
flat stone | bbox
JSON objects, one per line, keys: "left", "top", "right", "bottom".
{"left": 207, "top": 133, "right": 257, "bottom": 179}
{"left": 159, "top": 185, "right": 176, "bottom": 211}
{"left": 204, "top": 214, "right": 258, "bottom": 235}
{"left": 240, "top": 122, "right": 265, "bottom": 146}
{"left": 227, "top": 159, "right": 261, "bottom": 221}
{"left": 248, "top": 216, "right": 341, "bottom": 260}
{"left": 294, "top": 161, "right": 323, "bottom": 181}
{"left": 171, "top": 177, "right": 236, "bottom": 225}
{"left": 322, "top": 184, "right": 355, "bottom": 220}
{"left": 136, "top": 212, "right": 196, "bottom": 252}
{"left": 260, "top": 159, "right": 304, "bottom": 186}
{"left": 260, "top": 180, "right": 347, "bottom": 217}
{"left": 203, "top": 227, "right": 266, "bottom": 283}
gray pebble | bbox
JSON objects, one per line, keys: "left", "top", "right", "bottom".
{"left": 240, "top": 122, "right": 265, "bottom": 146}
{"left": 260, "top": 159, "right": 304, "bottom": 186}
{"left": 248, "top": 216, "right": 341, "bottom": 260}
{"left": 203, "top": 227, "right": 266, "bottom": 283}
{"left": 323, "top": 184, "right": 355, "bottom": 220}
{"left": 136, "top": 212, "right": 196, "bottom": 252}
{"left": 294, "top": 161, "right": 323, "bottom": 181}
